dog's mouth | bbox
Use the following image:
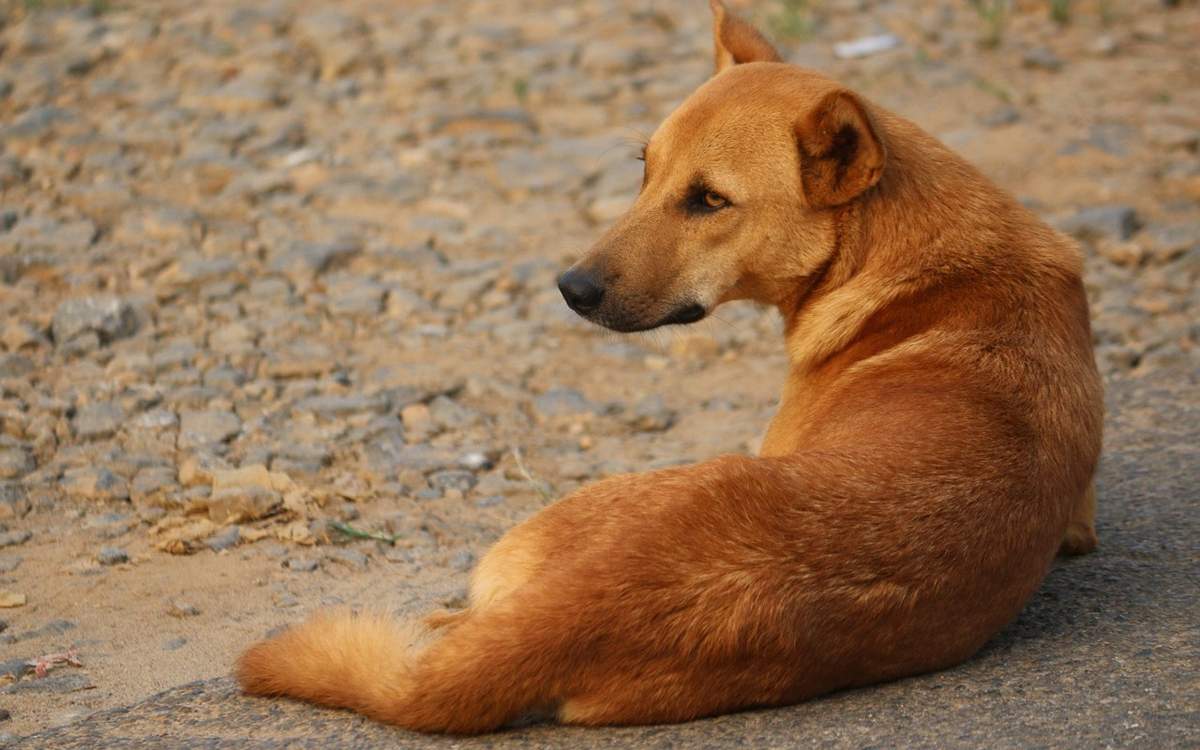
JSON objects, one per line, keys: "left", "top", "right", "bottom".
{"left": 591, "top": 302, "right": 707, "bottom": 333}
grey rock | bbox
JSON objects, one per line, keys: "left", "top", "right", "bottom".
{"left": 167, "top": 600, "right": 200, "bottom": 618}
{"left": 177, "top": 411, "right": 242, "bottom": 450}
{"left": 0, "top": 106, "right": 76, "bottom": 140}
{"left": 62, "top": 467, "right": 130, "bottom": 501}
{"left": 0, "top": 448, "right": 34, "bottom": 480}
{"left": 0, "top": 530, "right": 32, "bottom": 548}
{"left": 7, "top": 619, "right": 75, "bottom": 643}
{"left": 285, "top": 558, "right": 319, "bottom": 573}
{"left": 1054, "top": 205, "right": 1141, "bottom": 242}
{"left": 0, "top": 354, "right": 35, "bottom": 379}
{"left": 533, "top": 387, "right": 600, "bottom": 418}
{"left": 428, "top": 470, "right": 477, "bottom": 493}
{"left": 629, "top": 395, "right": 675, "bottom": 432}
{"left": 269, "top": 239, "right": 362, "bottom": 275}
{"left": 97, "top": 547, "right": 128, "bottom": 566}
{"left": 361, "top": 438, "right": 458, "bottom": 476}
{"left": 293, "top": 394, "right": 388, "bottom": 418}
{"left": 206, "top": 526, "right": 241, "bottom": 552}
{"left": 1, "top": 671, "right": 94, "bottom": 695}
{"left": 72, "top": 402, "right": 125, "bottom": 441}
{"left": 51, "top": 296, "right": 138, "bottom": 346}
{"left": 130, "top": 467, "right": 179, "bottom": 505}
{"left": 980, "top": 105, "right": 1020, "bottom": 127}
{"left": 162, "top": 637, "right": 187, "bottom": 652}
{"left": 324, "top": 548, "right": 369, "bottom": 570}
{"left": 0, "top": 557, "right": 21, "bottom": 574}
{"left": 1022, "top": 46, "right": 1063, "bottom": 71}
{"left": 0, "top": 483, "right": 29, "bottom": 520}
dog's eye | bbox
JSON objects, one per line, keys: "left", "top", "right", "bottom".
{"left": 685, "top": 187, "right": 730, "bottom": 214}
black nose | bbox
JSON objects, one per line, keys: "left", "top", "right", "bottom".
{"left": 557, "top": 269, "right": 605, "bottom": 313}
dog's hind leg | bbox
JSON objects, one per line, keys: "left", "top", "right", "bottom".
{"left": 1059, "top": 481, "right": 1098, "bottom": 556}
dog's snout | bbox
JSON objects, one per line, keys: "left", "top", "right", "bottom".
{"left": 558, "top": 269, "right": 605, "bottom": 313}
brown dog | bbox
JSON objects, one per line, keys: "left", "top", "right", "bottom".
{"left": 236, "top": 1, "right": 1103, "bottom": 733}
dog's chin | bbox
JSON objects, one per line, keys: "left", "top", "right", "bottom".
{"left": 582, "top": 303, "right": 707, "bottom": 333}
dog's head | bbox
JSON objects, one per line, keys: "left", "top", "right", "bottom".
{"left": 559, "top": 0, "right": 886, "bottom": 332}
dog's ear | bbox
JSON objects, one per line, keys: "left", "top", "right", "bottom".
{"left": 796, "top": 89, "right": 886, "bottom": 208}
{"left": 710, "top": 0, "right": 781, "bottom": 73}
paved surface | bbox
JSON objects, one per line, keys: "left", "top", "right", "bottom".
{"left": 12, "top": 368, "right": 1198, "bottom": 748}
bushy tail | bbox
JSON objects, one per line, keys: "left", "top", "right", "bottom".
{"left": 236, "top": 608, "right": 550, "bottom": 734}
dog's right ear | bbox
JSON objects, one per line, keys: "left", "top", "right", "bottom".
{"left": 796, "top": 89, "right": 886, "bottom": 208}
{"left": 710, "top": 0, "right": 782, "bottom": 74}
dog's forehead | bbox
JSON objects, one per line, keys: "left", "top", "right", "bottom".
{"left": 651, "top": 63, "right": 836, "bottom": 157}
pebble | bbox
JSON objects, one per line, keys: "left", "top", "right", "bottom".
{"left": 51, "top": 296, "right": 138, "bottom": 347}
{"left": 62, "top": 467, "right": 130, "bottom": 501}
{"left": 162, "top": 637, "right": 187, "bottom": 651}
{"left": 97, "top": 547, "right": 129, "bottom": 566}
{"left": 167, "top": 600, "right": 201, "bottom": 618}
{"left": 0, "top": 448, "right": 34, "bottom": 480}
{"left": 1055, "top": 205, "right": 1141, "bottom": 242}
{"left": 1022, "top": 47, "right": 1064, "bottom": 71}
{"left": 177, "top": 410, "right": 242, "bottom": 450}
{"left": 72, "top": 402, "right": 126, "bottom": 441}
{"left": 206, "top": 526, "right": 241, "bottom": 552}
{"left": 285, "top": 557, "right": 319, "bottom": 572}
{"left": 533, "top": 387, "right": 601, "bottom": 418}
{"left": 325, "top": 547, "right": 369, "bottom": 570}
{"left": 0, "top": 530, "right": 32, "bottom": 549}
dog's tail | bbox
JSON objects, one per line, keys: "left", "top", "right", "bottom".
{"left": 236, "top": 607, "right": 550, "bottom": 734}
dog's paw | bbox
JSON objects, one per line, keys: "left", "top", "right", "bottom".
{"left": 1058, "top": 524, "right": 1098, "bottom": 556}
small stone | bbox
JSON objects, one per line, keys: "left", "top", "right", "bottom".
{"left": 177, "top": 410, "right": 242, "bottom": 450}
{"left": 51, "top": 296, "right": 138, "bottom": 346}
{"left": 459, "top": 451, "right": 493, "bottom": 471}
{"left": 131, "top": 467, "right": 179, "bottom": 506}
{"left": 629, "top": 395, "right": 676, "bottom": 432}
{"left": 97, "top": 547, "right": 128, "bottom": 566}
{"left": 62, "top": 467, "right": 130, "bottom": 501}
{"left": 2, "top": 671, "right": 93, "bottom": 694}
{"left": 980, "top": 105, "right": 1020, "bottom": 127}
{"left": 0, "top": 592, "right": 25, "bottom": 608}
{"left": 533, "top": 387, "right": 600, "bottom": 418}
{"left": 286, "top": 557, "right": 319, "bottom": 572}
{"left": 177, "top": 453, "right": 230, "bottom": 487}
{"left": 1022, "top": 47, "right": 1063, "bottom": 72}
{"left": 1055, "top": 205, "right": 1141, "bottom": 242}
{"left": 270, "top": 238, "right": 361, "bottom": 276}
{"left": 206, "top": 525, "right": 241, "bottom": 551}
{"left": 0, "top": 530, "right": 31, "bottom": 548}
{"left": 162, "top": 637, "right": 187, "bottom": 651}
{"left": 0, "top": 354, "right": 35, "bottom": 378}
{"left": 167, "top": 600, "right": 201, "bottom": 618}
{"left": 72, "top": 402, "right": 125, "bottom": 440}
{"left": 0, "top": 448, "right": 34, "bottom": 480}
{"left": 325, "top": 547, "right": 369, "bottom": 570}
{"left": 0, "top": 558, "right": 20, "bottom": 574}
{"left": 429, "top": 470, "right": 477, "bottom": 493}
{"left": 449, "top": 549, "right": 475, "bottom": 572}
{"left": 207, "top": 487, "right": 279, "bottom": 524}
{"left": 0, "top": 484, "right": 29, "bottom": 520}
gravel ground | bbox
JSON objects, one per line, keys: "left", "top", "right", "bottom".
{"left": 0, "top": 0, "right": 1197, "bottom": 740}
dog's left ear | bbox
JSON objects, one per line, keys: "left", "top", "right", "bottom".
{"left": 710, "top": 0, "right": 781, "bottom": 73}
{"left": 796, "top": 89, "right": 886, "bottom": 208}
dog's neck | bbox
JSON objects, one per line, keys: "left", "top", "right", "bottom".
{"left": 777, "top": 112, "right": 1020, "bottom": 378}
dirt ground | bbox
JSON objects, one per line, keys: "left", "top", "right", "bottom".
{"left": 0, "top": 0, "right": 1196, "bottom": 739}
